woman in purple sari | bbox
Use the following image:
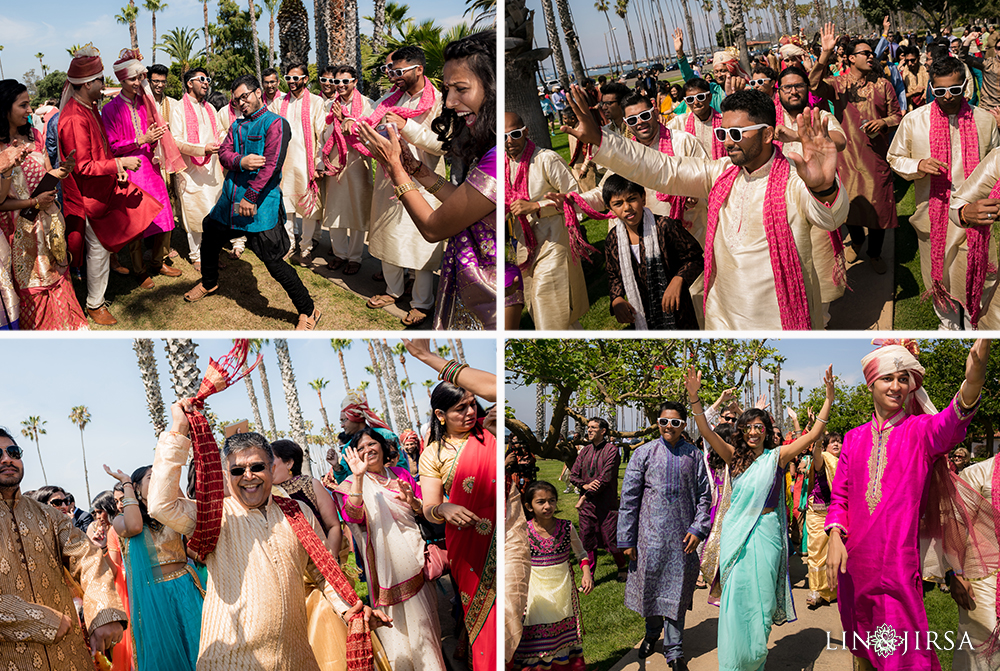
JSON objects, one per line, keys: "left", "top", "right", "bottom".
{"left": 358, "top": 31, "right": 496, "bottom": 330}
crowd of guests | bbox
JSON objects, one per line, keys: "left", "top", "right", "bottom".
{"left": 504, "top": 339, "right": 998, "bottom": 671}
{"left": 0, "top": 30, "right": 496, "bottom": 331}
{"left": 505, "top": 18, "right": 1000, "bottom": 331}
{"left": 0, "top": 339, "right": 498, "bottom": 671}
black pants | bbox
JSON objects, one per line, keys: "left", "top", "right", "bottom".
{"left": 846, "top": 225, "right": 886, "bottom": 258}
{"left": 201, "top": 217, "right": 314, "bottom": 316}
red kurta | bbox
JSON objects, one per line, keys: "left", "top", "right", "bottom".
{"left": 57, "top": 97, "right": 160, "bottom": 259}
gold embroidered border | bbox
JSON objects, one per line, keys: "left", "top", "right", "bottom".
{"left": 464, "top": 529, "right": 496, "bottom": 642}
{"left": 376, "top": 571, "right": 425, "bottom": 607}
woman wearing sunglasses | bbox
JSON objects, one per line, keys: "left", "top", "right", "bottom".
{"left": 357, "top": 32, "right": 496, "bottom": 330}
{"left": 617, "top": 401, "right": 712, "bottom": 669}
{"left": 685, "top": 364, "right": 835, "bottom": 671}
{"left": 102, "top": 463, "right": 203, "bottom": 671}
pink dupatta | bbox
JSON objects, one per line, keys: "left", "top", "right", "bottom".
{"left": 635, "top": 123, "right": 686, "bottom": 220}
{"left": 279, "top": 91, "right": 320, "bottom": 214}
{"left": 345, "top": 77, "right": 437, "bottom": 160}
{"left": 182, "top": 93, "right": 219, "bottom": 167}
{"left": 686, "top": 109, "right": 725, "bottom": 159}
{"left": 321, "top": 88, "right": 364, "bottom": 178}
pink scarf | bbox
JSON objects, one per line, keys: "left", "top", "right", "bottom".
{"left": 686, "top": 109, "right": 725, "bottom": 159}
{"left": 346, "top": 77, "right": 437, "bottom": 159}
{"left": 321, "top": 89, "right": 364, "bottom": 178}
{"left": 280, "top": 91, "right": 317, "bottom": 184}
{"left": 928, "top": 100, "right": 992, "bottom": 327}
{"left": 634, "top": 123, "right": 686, "bottom": 220}
{"left": 505, "top": 139, "right": 540, "bottom": 261}
{"left": 704, "top": 146, "right": 812, "bottom": 329}
{"left": 182, "top": 93, "right": 219, "bottom": 167}
{"left": 560, "top": 192, "right": 608, "bottom": 263}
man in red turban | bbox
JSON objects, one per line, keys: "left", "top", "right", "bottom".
{"left": 57, "top": 44, "right": 162, "bottom": 325}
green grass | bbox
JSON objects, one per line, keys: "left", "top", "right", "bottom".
{"left": 891, "top": 178, "right": 939, "bottom": 330}
{"left": 924, "top": 586, "right": 959, "bottom": 671}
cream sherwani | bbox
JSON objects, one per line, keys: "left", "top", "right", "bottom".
{"left": 780, "top": 107, "right": 849, "bottom": 308}
{"left": 889, "top": 104, "right": 1000, "bottom": 329}
{"left": 321, "top": 95, "right": 374, "bottom": 253}
{"left": 148, "top": 431, "right": 352, "bottom": 671}
{"left": 954, "top": 456, "right": 997, "bottom": 671}
{"left": 667, "top": 111, "right": 717, "bottom": 157}
{"left": 594, "top": 131, "right": 848, "bottom": 330}
{"left": 367, "top": 83, "right": 445, "bottom": 311}
{"left": 509, "top": 145, "right": 589, "bottom": 330}
{"left": 270, "top": 91, "right": 326, "bottom": 252}
{"left": 170, "top": 94, "right": 226, "bottom": 261}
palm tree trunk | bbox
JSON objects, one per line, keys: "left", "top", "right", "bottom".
{"left": 505, "top": 0, "right": 553, "bottom": 147}
{"left": 78, "top": 429, "right": 92, "bottom": 504}
{"left": 242, "top": 365, "right": 265, "bottom": 434}
{"left": 536, "top": 384, "right": 546, "bottom": 437}
{"left": 34, "top": 436, "right": 47, "bottom": 485}
{"left": 378, "top": 339, "right": 411, "bottom": 432}
{"left": 314, "top": 0, "right": 328, "bottom": 73}
{"left": 163, "top": 339, "right": 202, "bottom": 401}
{"left": 366, "top": 341, "right": 393, "bottom": 432}
{"left": 133, "top": 338, "right": 166, "bottom": 435}
{"left": 345, "top": 0, "right": 361, "bottom": 87}
{"left": 329, "top": 0, "right": 346, "bottom": 64}
{"left": 275, "top": 339, "right": 311, "bottom": 473}
{"left": 539, "top": 0, "right": 570, "bottom": 89}
{"left": 372, "top": 0, "right": 385, "bottom": 51}
{"left": 632, "top": 0, "right": 651, "bottom": 62}
{"left": 680, "top": 0, "right": 699, "bottom": 63}
{"left": 555, "top": 0, "right": 589, "bottom": 84}
{"left": 249, "top": 0, "right": 263, "bottom": 81}
{"left": 337, "top": 352, "right": 350, "bottom": 391}
{"left": 269, "top": 12, "right": 276, "bottom": 68}
{"left": 152, "top": 12, "right": 158, "bottom": 63}
{"left": 729, "top": 0, "right": 751, "bottom": 73}
{"left": 715, "top": 0, "right": 729, "bottom": 47}
{"left": 398, "top": 358, "right": 423, "bottom": 435}
{"left": 619, "top": 10, "right": 639, "bottom": 69}
{"left": 603, "top": 10, "right": 623, "bottom": 71}
{"left": 204, "top": 1, "right": 212, "bottom": 59}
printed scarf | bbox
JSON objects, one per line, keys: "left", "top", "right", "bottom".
{"left": 685, "top": 109, "right": 725, "bottom": 159}
{"left": 928, "top": 100, "right": 992, "bottom": 327}
{"left": 182, "top": 93, "right": 219, "bottom": 167}
{"left": 559, "top": 192, "right": 607, "bottom": 264}
{"left": 613, "top": 207, "right": 676, "bottom": 329}
{"left": 704, "top": 146, "right": 811, "bottom": 329}
{"left": 280, "top": 91, "right": 320, "bottom": 213}
{"left": 505, "top": 140, "right": 539, "bottom": 265}
{"left": 346, "top": 77, "right": 437, "bottom": 159}
{"left": 634, "top": 123, "right": 686, "bottom": 220}
{"left": 322, "top": 89, "right": 364, "bottom": 178}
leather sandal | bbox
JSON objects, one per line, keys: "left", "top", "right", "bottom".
{"left": 343, "top": 261, "right": 361, "bottom": 275}
{"left": 366, "top": 294, "right": 395, "bottom": 309}
{"left": 295, "top": 308, "right": 322, "bottom": 330}
{"left": 328, "top": 254, "right": 347, "bottom": 270}
{"left": 401, "top": 308, "right": 428, "bottom": 327}
{"left": 184, "top": 282, "right": 218, "bottom": 302}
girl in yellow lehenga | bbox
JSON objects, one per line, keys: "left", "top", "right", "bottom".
{"left": 804, "top": 433, "right": 840, "bottom": 607}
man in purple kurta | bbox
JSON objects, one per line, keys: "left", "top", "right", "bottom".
{"left": 569, "top": 417, "right": 629, "bottom": 577}
{"left": 826, "top": 339, "right": 989, "bottom": 670}
{"left": 101, "top": 48, "right": 183, "bottom": 286}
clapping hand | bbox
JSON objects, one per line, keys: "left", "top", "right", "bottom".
{"left": 822, "top": 364, "right": 835, "bottom": 402}
{"left": 50, "top": 149, "right": 76, "bottom": 180}
{"left": 344, "top": 445, "right": 368, "bottom": 477}
{"left": 103, "top": 464, "right": 131, "bottom": 484}
{"left": 396, "top": 479, "right": 419, "bottom": 511}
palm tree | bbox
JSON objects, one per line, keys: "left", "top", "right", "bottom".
{"left": 203, "top": 0, "right": 213, "bottom": 60}
{"left": 729, "top": 0, "right": 751, "bottom": 73}
{"left": 614, "top": 0, "right": 638, "bottom": 69}
{"left": 391, "top": 343, "right": 422, "bottom": 435}
{"left": 309, "top": 378, "right": 334, "bottom": 450}
{"left": 156, "top": 27, "right": 203, "bottom": 74}
{"left": 116, "top": 2, "right": 140, "bottom": 50}
{"left": 421, "top": 379, "right": 434, "bottom": 398}
{"left": 537, "top": 0, "right": 569, "bottom": 89}
{"left": 34, "top": 53, "right": 46, "bottom": 76}
{"left": 68, "top": 406, "right": 93, "bottom": 504}
{"left": 786, "top": 379, "right": 796, "bottom": 410}
{"left": 263, "top": 0, "right": 280, "bottom": 68}
{"left": 378, "top": 339, "right": 411, "bottom": 432}
{"left": 163, "top": 339, "right": 202, "bottom": 401}
{"left": 399, "top": 379, "right": 417, "bottom": 429}
{"left": 275, "top": 340, "right": 311, "bottom": 474}
{"left": 278, "top": 0, "right": 311, "bottom": 69}
{"left": 249, "top": 0, "right": 263, "bottom": 81}
{"left": 329, "top": 0, "right": 347, "bottom": 65}
{"left": 364, "top": 341, "right": 393, "bottom": 432}
{"left": 20, "top": 416, "right": 48, "bottom": 485}
{"left": 678, "top": 0, "right": 699, "bottom": 64}
{"left": 345, "top": 0, "right": 361, "bottom": 76}
{"left": 143, "top": 0, "right": 168, "bottom": 62}
{"left": 248, "top": 340, "right": 277, "bottom": 439}
{"left": 595, "top": 0, "right": 623, "bottom": 69}
{"left": 371, "top": 0, "right": 386, "bottom": 51}
{"left": 233, "top": 339, "right": 265, "bottom": 434}
{"left": 314, "top": 0, "right": 329, "bottom": 74}
{"left": 358, "top": 380, "right": 370, "bottom": 396}
{"left": 0, "top": 45, "right": 5, "bottom": 79}
{"left": 374, "top": 1, "right": 410, "bottom": 40}
{"left": 133, "top": 339, "right": 166, "bottom": 435}
{"left": 330, "top": 339, "right": 352, "bottom": 392}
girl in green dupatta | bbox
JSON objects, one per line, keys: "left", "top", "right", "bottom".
{"left": 684, "top": 364, "right": 835, "bottom": 671}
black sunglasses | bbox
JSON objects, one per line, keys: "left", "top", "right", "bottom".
{"left": 230, "top": 462, "right": 268, "bottom": 477}
{"left": 0, "top": 445, "right": 23, "bottom": 460}
{"left": 49, "top": 498, "right": 68, "bottom": 507}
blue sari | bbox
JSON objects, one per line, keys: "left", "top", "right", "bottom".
{"left": 122, "top": 526, "right": 204, "bottom": 671}
{"left": 717, "top": 447, "right": 794, "bottom": 671}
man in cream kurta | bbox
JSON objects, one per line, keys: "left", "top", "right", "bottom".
{"left": 506, "top": 113, "right": 589, "bottom": 330}
{"left": 363, "top": 48, "right": 445, "bottom": 322}
{"left": 148, "top": 429, "right": 360, "bottom": 671}
{"left": 171, "top": 67, "right": 226, "bottom": 266}
{"left": 889, "top": 60, "right": 1000, "bottom": 329}
{"left": 568, "top": 87, "right": 848, "bottom": 330}
{"left": 269, "top": 64, "right": 326, "bottom": 263}
{"left": 320, "top": 66, "right": 374, "bottom": 271}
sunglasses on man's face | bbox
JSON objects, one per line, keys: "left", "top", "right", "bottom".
{"left": 714, "top": 123, "right": 770, "bottom": 143}
{"left": 190, "top": 76, "right": 212, "bottom": 84}
{"left": 0, "top": 445, "right": 22, "bottom": 460}
{"left": 657, "top": 417, "right": 685, "bottom": 428}
{"left": 229, "top": 462, "right": 268, "bottom": 477}
{"left": 931, "top": 81, "right": 966, "bottom": 97}
{"left": 319, "top": 77, "right": 355, "bottom": 85}
{"left": 388, "top": 64, "right": 419, "bottom": 78}
{"left": 722, "top": 415, "right": 738, "bottom": 422}
{"left": 852, "top": 49, "right": 875, "bottom": 58}
{"left": 749, "top": 78, "right": 771, "bottom": 87}
{"left": 624, "top": 109, "right": 654, "bottom": 126}
{"left": 505, "top": 126, "right": 526, "bottom": 141}
{"left": 284, "top": 74, "right": 307, "bottom": 83}
{"left": 49, "top": 498, "right": 68, "bottom": 508}
{"left": 684, "top": 92, "right": 709, "bottom": 104}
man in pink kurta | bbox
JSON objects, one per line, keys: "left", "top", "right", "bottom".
{"left": 101, "top": 48, "right": 182, "bottom": 285}
{"left": 826, "top": 339, "right": 988, "bottom": 670}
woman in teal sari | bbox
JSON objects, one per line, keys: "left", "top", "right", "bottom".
{"left": 105, "top": 464, "right": 203, "bottom": 671}
{"left": 684, "top": 365, "right": 835, "bottom": 671}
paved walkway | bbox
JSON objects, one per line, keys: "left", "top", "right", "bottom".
{"left": 828, "top": 227, "right": 895, "bottom": 330}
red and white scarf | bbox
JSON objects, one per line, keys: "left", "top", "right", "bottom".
{"left": 634, "top": 123, "right": 686, "bottom": 220}
{"left": 686, "top": 109, "right": 725, "bottom": 159}
{"left": 346, "top": 77, "right": 437, "bottom": 159}
{"left": 322, "top": 89, "right": 364, "bottom": 178}
{"left": 704, "top": 146, "right": 812, "bottom": 329}
{"left": 182, "top": 93, "right": 218, "bottom": 167}
{"left": 280, "top": 91, "right": 317, "bottom": 184}
{"left": 927, "top": 100, "right": 992, "bottom": 327}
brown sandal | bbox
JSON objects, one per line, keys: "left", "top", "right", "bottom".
{"left": 366, "top": 294, "right": 396, "bottom": 309}
{"left": 343, "top": 261, "right": 361, "bottom": 275}
{"left": 401, "top": 308, "right": 429, "bottom": 327}
{"left": 328, "top": 254, "right": 347, "bottom": 270}
{"left": 184, "top": 282, "right": 218, "bottom": 302}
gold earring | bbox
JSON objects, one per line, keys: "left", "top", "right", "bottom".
{"left": 439, "top": 417, "right": 445, "bottom": 425}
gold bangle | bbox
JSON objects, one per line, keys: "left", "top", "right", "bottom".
{"left": 428, "top": 504, "right": 445, "bottom": 523}
{"left": 394, "top": 181, "right": 419, "bottom": 198}
{"left": 426, "top": 174, "right": 447, "bottom": 195}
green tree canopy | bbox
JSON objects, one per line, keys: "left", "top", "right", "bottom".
{"left": 207, "top": 0, "right": 275, "bottom": 89}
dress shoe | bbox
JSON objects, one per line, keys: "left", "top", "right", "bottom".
{"left": 870, "top": 256, "right": 887, "bottom": 275}
{"left": 155, "top": 264, "right": 182, "bottom": 277}
{"left": 87, "top": 305, "right": 117, "bottom": 325}
{"left": 669, "top": 658, "right": 688, "bottom": 671}
{"left": 136, "top": 273, "right": 155, "bottom": 289}
{"left": 638, "top": 638, "right": 657, "bottom": 659}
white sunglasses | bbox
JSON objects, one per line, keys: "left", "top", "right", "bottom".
{"left": 714, "top": 123, "right": 770, "bottom": 142}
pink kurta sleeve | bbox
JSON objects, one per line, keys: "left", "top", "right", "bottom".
{"left": 921, "top": 394, "right": 979, "bottom": 461}
{"left": 59, "top": 112, "right": 118, "bottom": 177}
{"left": 336, "top": 477, "right": 365, "bottom": 524}
{"left": 102, "top": 98, "right": 142, "bottom": 157}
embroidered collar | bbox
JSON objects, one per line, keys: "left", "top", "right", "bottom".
{"left": 872, "top": 407, "right": 907, "bottom": 433}
{"left": 246, "top": 105, "right": 268, "bottom": 121}
{"left": 743, "top": 149, "right": 776, "bottom": 179}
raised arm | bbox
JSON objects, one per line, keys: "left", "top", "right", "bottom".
{"left": 779, "top": 365, "right": 834, "bottom": 467}
{"left": 402, "top": 338, "right": 496, "bottom": 402}
{"left": 147, "top": 401, "right": 198, "bottom": 536}
{"left": 684, "top": 366, "right": 735, "bottom": 465}
{"left": 105, "top": 465, "right": 144, "bottom": 538}
{"left": 810, "top": 22, "right": 837, "bottom": 99}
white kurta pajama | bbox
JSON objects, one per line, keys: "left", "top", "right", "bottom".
{"left": 366, "top": 84, "right": 445, "bottom": 311}
{"left": 667, "top": 111, "right": 717, "bottom": 158}
{"left": 321, "top": 95, "right": 375, "bottom": 263}
{"left": 270, "top": 91, "right": 327, "bottom": 254}
{"left": 888, "top": 104, "right": 1000, "bottom": 329}
{"left": 508, "top": 145, "right": 589, "bottom": 330}
{"left": 170, "top": 94, "right": 226, "bottom": 262}
{"left": 593, "top": 131, "right": 849, "bottom": 330}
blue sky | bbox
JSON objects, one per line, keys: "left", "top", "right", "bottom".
{"left": 0, "top": 336, "right": 495, "bottom": 505}
{"left": 505, "top": 338, "right": 893, "bottom": 435}
{"left": 0, "top": 0, "right": 477, "bottom": 86}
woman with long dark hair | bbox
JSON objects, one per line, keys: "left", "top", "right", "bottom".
{"left": 0, "top": 79, "right": 85, "bottom": 330}
{"left": 418, "top": 381, "right": 496, "bottom": 671}
{"left": 685, "top": 366, "right": 834, "bottom": 671}
{"left": 103, "top": 464, "right": 203, "bottom": 671}
{"left": 358, "top": 31, "right": 497, "bottom": 330}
